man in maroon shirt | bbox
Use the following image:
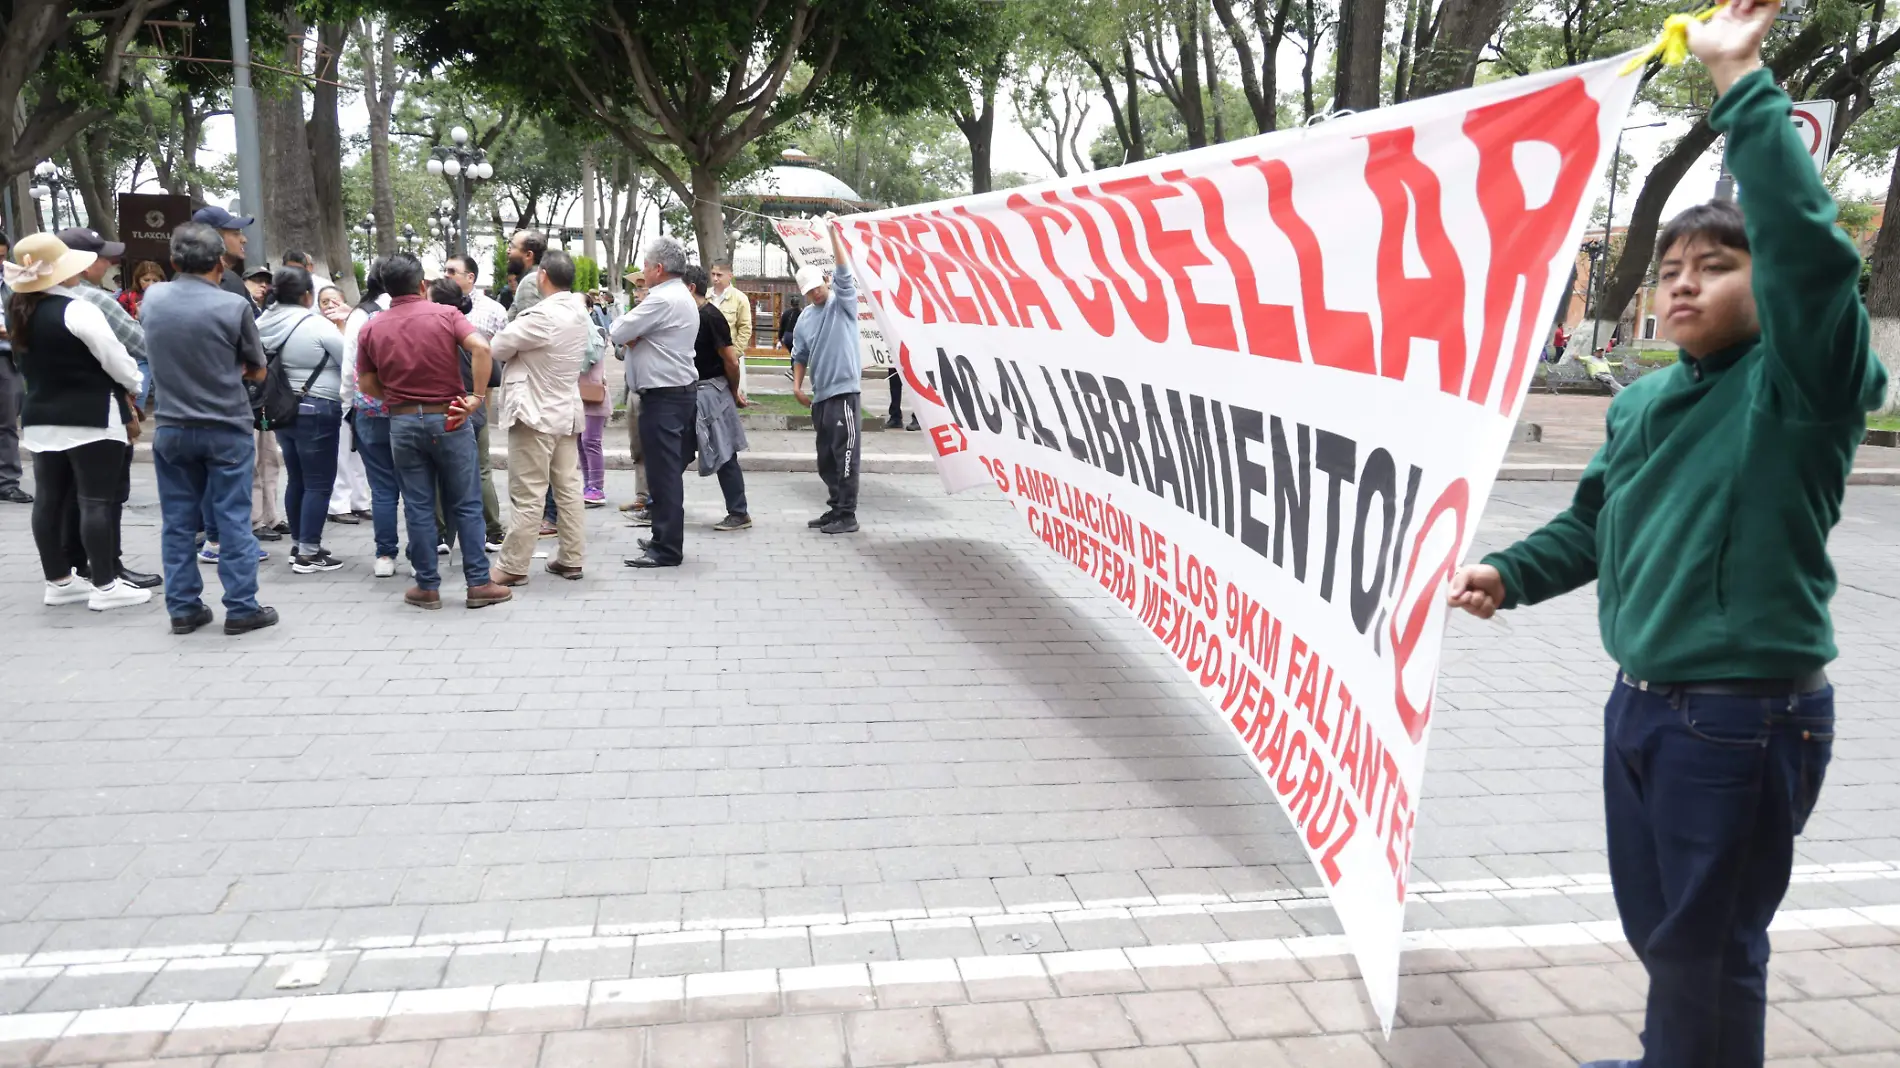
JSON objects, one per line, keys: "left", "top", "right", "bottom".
{"left": 356, "top": 253, "right": 513, "bottom": 610}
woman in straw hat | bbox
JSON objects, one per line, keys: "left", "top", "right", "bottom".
{"left": 3, "top": 232, "right": 150, "bottom": 611}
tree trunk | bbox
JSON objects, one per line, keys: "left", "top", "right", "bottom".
{"left": 1200, "top": 8, "right": 1224, "bottom": 144}
{"left": 358, "top": 20, "right": 399, "bottom": 258}
{"left": 308, "top": 21, "right": 353, "bottom": 299}
{"left": 688, "top": 165, "right": 727, "bottom": 267}
{"left": 603, "top": 154, "right": 622, "bottom": 273}
{"left": 582, "top": 145, "right": 598, "bottom": 261}
{"left": 260, "top": 17, "right": 323, "bottom": 266}
{"left": 1392, "top": 0, "right": 1420, "bottom": 103}
{"left": 66, "top": 129, "right": 115, "bottom": 238}
{"left": 1301, "top": 0, "right": 1320, "bottom": 120}
{"left": 1333, "top": 0, "right": 1386, "bottom": 112}
{"left": 1408, "top": 0, "right": 1514, "bottom": 98}
{"left": 1123, "top": 39, "right": 1146, "bottom": 161}
{"left": 1175, "top": 3, "right": 1208, "bottom": 149}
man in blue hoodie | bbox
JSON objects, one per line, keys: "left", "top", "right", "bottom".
{"left": 790, "top": 217, "right": 862, "bottom": 535}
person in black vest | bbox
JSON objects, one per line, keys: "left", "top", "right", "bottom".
{"left": 2, "top": 233, "right": 149, "bottom": 611}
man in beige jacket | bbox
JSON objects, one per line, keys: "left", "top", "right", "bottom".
{"left": 488, "top": 250, "right": 591, "bottom": 584}
{"left": 708, "top": 263, "right": 751, "bottom": 396}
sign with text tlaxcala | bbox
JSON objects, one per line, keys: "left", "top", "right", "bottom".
{"left": 771, "top": 217, "right": 895, "bottom": 369}
{"left": 838, "top": 55, "right": 1641, "bottom": 1028}
{"left": 117, "top": 194, "right": 192, "bottom": 270}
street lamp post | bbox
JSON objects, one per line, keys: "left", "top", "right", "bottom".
{"left": 1593, "top": 121, "right": 1668, "bottom": 352}
{"left": 399, "top": 224, "right": 420, "bottom": 253}
{"left": 428, "top": 199, "right": 459, "bottom": 260}
{"left": 356, "top": 214, "right": 378, "bottom": 260}
{"left": 424, "top": 125, "right": 493, "bottom": 258}
{"left": 27, "top": 161, "right": 70, "bottom": 232}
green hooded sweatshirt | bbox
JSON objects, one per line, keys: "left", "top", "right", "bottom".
{"left": 1482, "top": 67, "right": 1889, "bottom": 683}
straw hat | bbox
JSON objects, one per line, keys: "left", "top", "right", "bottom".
{"left": 3, "top": 233, "right": 96, "bottom": 295}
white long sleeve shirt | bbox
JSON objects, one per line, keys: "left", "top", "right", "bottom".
{"left": 22, "top": 285, "right": 144, "bottom": 453}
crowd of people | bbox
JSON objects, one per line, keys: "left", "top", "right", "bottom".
{"left": 0, "top": 209, "right": 869, "bottom": 631}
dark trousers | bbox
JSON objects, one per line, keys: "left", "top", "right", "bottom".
{"left": 637, "top": 386, "right": 695, "bottom": 565}
{"left": 0, "top": 354, "right": 22, "bottom": 494}
{"left": 1604, "top": 678, "right": 1834, "bottom": 1068}
{"left": 62, "top": 441, "right": 133, "bottom": 578}
{"left": 887, "top": 369, "right": 902, "bottom": 422}
{"left": 276, "top": 397, "right": 342, "bottom": 552}
{"left": 813, "top": 392, "right": 860, "bottom": 516}
{"left": 31, "top": 440, "right": 126, "bottom": 584}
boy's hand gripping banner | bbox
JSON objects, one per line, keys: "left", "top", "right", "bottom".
{"left": 838, "top": 57, "right": 1641, "bottom": 1027}
{"left": 773, "top": 217, "right": 896, "bottom": 369}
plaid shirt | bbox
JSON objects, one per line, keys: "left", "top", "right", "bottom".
{"left": 467, "top": 292, "right": 508, "bottom": 341}
{"left": 74, "top": 280, "right": 147, "bottom": 363}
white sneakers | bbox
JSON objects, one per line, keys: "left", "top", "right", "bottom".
{"left": 45, "top": 573, "right": 153, "bottom": 611}
{"left": 88, "top": 579, "right": 153, "bottom": 612}
{"left": 43, "top": 574, "right": 94, "bottom": 606}
{"left": 374, "top": 556, "right": 397, "bottom": 578}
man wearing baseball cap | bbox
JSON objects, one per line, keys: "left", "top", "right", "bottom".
{"left": 52, "top": 228, "right": 163, "bottom": 590}
{"left": 190, "top": 205, "right": 256, "bottom": 308}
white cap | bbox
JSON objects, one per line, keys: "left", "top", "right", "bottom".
{"left": 795, "top": 265, "right": 827, "bottom": 295}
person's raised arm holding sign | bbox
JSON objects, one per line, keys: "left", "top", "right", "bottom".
{"left": 1447, "top": 4, "right": 1887, "bottom": 1066}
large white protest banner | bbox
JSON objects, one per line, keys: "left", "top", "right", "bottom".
{"left": 835, "top": 56, "right": 1641, "bottom": 1027}
{"left": 772, "top": 217, "right": 894, "bottom": 368}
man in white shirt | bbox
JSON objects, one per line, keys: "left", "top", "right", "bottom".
{"left": 610, "top": 236, "right": 699, "bottom": 569}
{"left": 443, "top": 253, "right": 509, "bottom": 547}
{"left": 488, "top": 251, "right": 591, "bottom": 584}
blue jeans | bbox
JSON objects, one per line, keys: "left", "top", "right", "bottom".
{"left": 135, "top": 357, "right": 153, "bottom": 411}
{"left": 154, "top": 425, "right": 262, "bottom": 619}
{"left": 388, "top": 412, "right": 489, "bottom": 590}
{"left": 353, "top": 413, "right": 402, "bottom": 558}
{"left": 1605, "top": 678, "right": 1835, "bottom": 1068}
{"left": 276, "top": 397, "right": 342, "bottom": 551}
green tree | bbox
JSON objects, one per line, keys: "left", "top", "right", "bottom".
{"left": 402, "top": 0, "right": 995, "bottom": 266}
{"left": 798, "top": 111, "right": 971, "bottom": 205}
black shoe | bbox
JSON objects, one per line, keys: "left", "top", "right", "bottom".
{"left": 624, "top": 554, "right": 678, "bottom": 568}
{"left": 0, "top": 487, "right": 31, "bottom": 504}
{"left": 224, "top": 606, "right": 279, "bottom": 634}
{"left": 885, "top": 415, "right": 903, "bottom": 429}
{"left": 328, "top": 512, "right": 361, "bottom": 526}
{"left": 637, "top": 537, "right": 651, "bottom": 551}
{"left": 906, "top": 415, "right": 921, "bottom": 432}
{"left": 271, "top": 521, "right": 290, "bottom": 534}
{"left": 807, "top": 511, "right": 838, "bottom": 529}
{"left": 118, "top": 566, "right": 163, "bottom": 590}
{"left": 170, "top": 604, "right": 215, "bottom": 635}
{"left": 821, "top": 514, "right": 860, "bottom": 535}
{"left": 291, "top": 551, "right": 344, "bottom": 574}
{"left": 253, "top": 526, "right": 282, "bottom": 542}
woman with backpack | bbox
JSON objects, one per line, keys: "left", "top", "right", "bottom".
{"left": 256, "top": 266, "right": 345, "bottom": 573}
{"left": 3, "top": 232, "right": 149, "bottom": 611}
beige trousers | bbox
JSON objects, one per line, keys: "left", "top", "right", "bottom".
{"left": 500, "top": 422, "right": 585, "bottom": 577}
{"left": 252, "top": 429, "right": 283, "bottom": 526}
{"left": 624, "top": 389, "right": 647, "bottom": 498}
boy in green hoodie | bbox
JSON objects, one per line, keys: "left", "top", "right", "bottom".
{"left": 1447, "top": 3, "right": 1888, "bottom": 1065}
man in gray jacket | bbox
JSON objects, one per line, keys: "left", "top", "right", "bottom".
{"left": 790, "top": 217, "right": 862, "bottom": 534}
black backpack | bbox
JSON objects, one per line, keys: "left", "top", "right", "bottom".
{"left": 250, "top": 318, "right": 330, "bottom": 430}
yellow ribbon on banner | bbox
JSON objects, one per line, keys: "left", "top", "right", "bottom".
{"left": 1620, "top": 3, "right": 1727, "bottom": 75}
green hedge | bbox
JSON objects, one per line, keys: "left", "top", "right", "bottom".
{"left": 573, "top": 254, "right": 600, "bottom": 293}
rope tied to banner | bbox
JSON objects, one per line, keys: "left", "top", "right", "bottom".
{"left": 1620, "top": 3, "right": 1727, "bottom": 75}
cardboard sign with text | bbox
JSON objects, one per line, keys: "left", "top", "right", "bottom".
{"left": 837, "top": 56, "right": 1641, "bottom": 1027}
{"left": 772, "top": 217, "right": 894, "bottom": 369}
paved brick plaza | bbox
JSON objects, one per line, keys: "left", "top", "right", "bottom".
{"left": 0, "top": 465, "right": 1897, "bottom": 1066}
